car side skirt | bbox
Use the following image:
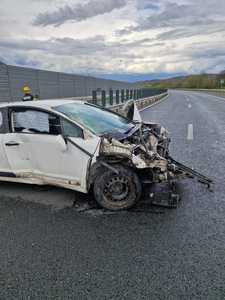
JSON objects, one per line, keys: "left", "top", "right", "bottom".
{"left": 0, "top": 176, "right": 88, "bottom": 193}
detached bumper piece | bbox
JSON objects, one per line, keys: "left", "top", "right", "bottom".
{"left": 168, "top": 157, "right": 213, "bottom": 190}
{"left": 148, "top": 181, "right": 181, "bottom": 209}
{"left": 150, "top": 191, "right": 181, "bottom": 208}
{"left": 145, "top": 158, "right": 213, "bottom": 209}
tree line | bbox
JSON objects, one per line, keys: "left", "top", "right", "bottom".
{"left": 142, "top": 74, "right": 225, "bottom": 90}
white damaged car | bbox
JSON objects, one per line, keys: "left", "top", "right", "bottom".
{"left": 0, "top": 99, "right": 212, "bottom": 210}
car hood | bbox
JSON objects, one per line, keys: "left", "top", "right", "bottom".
{"left": 100, "top": 123, "right": 141, "bottom": 141}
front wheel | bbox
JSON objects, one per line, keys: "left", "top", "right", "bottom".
{"left": 93, "top": 165, "right": 142, "bottom": 211}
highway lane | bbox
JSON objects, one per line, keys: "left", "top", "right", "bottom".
{"left": 142, "top": 90, "right": 225, "bottom": 183}
{"left": 0, "top": 90, "right": 225, "bottom": 299}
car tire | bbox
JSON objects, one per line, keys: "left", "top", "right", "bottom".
{"left": 93, "top": 165, "right": 142, "bottom": 211}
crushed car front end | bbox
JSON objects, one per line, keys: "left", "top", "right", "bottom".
{"left": 54, "top": 100, "right": 212, "bottom": 211}
{"left": 99, "top": 122, "right": 174, "bottom": 184}
{"left": 96, "top": 120, "right": 213, "bottom": 209}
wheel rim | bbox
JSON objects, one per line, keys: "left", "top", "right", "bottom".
{"left": 103, "top": 175, "right": 130, "bottom": 202}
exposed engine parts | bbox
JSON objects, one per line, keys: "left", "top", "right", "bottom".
{"left": 98, "top": 121, "right": 213, "bottom": 209}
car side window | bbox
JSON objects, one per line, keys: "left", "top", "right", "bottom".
{"left": 0, "top": 108, "right": 9, "bottom": 134}
{"left": 11, "top": 109, "right": 61, "bottom": 135}
{"left": 61, "top": 119, "right": 83, "bottom": 138}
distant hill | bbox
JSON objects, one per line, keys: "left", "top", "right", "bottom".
{"left": 140, "top": 73, "right": 225, "bottom": 89}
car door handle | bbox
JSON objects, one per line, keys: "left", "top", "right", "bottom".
{"left": 5, "top": 141, "right": 20, "bottom": 147}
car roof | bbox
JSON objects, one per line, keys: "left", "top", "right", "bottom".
{"left": 0, "top": 99, "right": 85, "bottom": 110}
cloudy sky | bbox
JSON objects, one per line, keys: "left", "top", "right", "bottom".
{"left": 0, "top": 0, "right": 225, "bottom": 81}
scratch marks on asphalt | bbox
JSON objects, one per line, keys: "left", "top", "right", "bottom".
{"left": 187, "top": 124, "right": 194, "bottom": 140}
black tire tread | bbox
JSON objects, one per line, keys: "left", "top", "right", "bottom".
{"left": 93, "top": 165, "right": 142, "bottom": 211}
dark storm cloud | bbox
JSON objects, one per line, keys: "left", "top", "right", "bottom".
{"left": 33, "top": 0, "right": 128, "bottom": 27}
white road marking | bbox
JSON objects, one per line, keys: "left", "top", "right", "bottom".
{"left": 188, "top": 103, "right": 192, "bottom": 108}
{"left": 187, "top": 124, "right": 194, "bottom": 140}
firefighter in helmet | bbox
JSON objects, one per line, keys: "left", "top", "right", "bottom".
{"left": 22, "top": 86, "right": 34, "bottom": 101}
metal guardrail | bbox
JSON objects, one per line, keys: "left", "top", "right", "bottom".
{"left": 90, "top": 88, "right": 168, "bottom": 107}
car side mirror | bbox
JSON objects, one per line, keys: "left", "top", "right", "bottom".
{"left": 122, "top": 100, "right": 142, "bottom": 122}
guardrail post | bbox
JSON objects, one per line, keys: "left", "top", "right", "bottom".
{"left": 92, "top": 90, "right": 97, "bottom": 104}
{"left": 134, "top": 89, "right": 137, "bottom": 100}
{"left": 126, "top": 89, "right": 129, "bottom": 101}
{"left": 130, "top": 89, "right": 133, "bottom": 99}
{"left": 109, "top": 89, "right": 114, "bottom": 106}
{"left": 101, "top": 90, "right": 106, "bottom": 107}
{"left": 116, "top": 90, "right": 120, "bottom": 104}
{"left": 121, "top": 89, "right": 125, "bottom": 103}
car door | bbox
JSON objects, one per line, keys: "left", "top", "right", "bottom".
{"left": 4, "top": 107, "right": 58, "bottom": 179}
{"left": 6, "top": 107, "right": 100, "bottom": 192}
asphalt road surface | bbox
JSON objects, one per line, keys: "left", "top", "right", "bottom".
{"left": 0, "top": 90, "right": 225, "bottom": 299}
